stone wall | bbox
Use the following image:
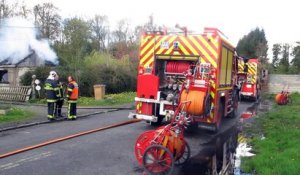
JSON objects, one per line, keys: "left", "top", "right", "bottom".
{"left": 268, "top": 74, "right": 300, "bottom": 93}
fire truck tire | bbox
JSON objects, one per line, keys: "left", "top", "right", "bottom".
{"left": 212, "top": 101, "right": 224, "bottom": 133}
{"left": 142, "top": 144, "right": 175, "bottom": 175}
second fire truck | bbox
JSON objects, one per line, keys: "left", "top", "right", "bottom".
{"left": 129, "top": 27, "right": 239, "bottom": 132}
{"left": 237, "top": 58, "right": 262, "bottom": 101}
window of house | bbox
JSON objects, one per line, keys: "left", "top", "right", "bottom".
{"left": 0, "top": 70, "right": 8, "bottom": 83}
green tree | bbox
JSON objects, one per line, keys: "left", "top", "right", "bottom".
{"left": 55, "top": 17, "right": 92, "bottom": 82}
{"left": 237, "top": 27, "right": 268, "bottom": 64}
{"left": 272, "top": 43, "right": 281, "bottom": 70}
{"left": 33, "top": 2, "right": 61, "bottom": 41}
{"left": 290, "top": 42, "right": 300, "bottom": 74}
{"left": 278, "top": 43, "right": 290, "bottom": 73}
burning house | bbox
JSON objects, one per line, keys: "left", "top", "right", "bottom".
{"left": 0, "top": 18, "right": 58, "bottom": 86}
{"left": 0, "top": 51, "right": 55, "bottom": 86}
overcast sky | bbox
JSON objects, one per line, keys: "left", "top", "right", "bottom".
{"left": 27, "top": 0, "right": 299, "bottom": 50}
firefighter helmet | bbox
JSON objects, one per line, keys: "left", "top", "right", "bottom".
{"left": 49, "top": 71, "right": 57, "bottom": 77}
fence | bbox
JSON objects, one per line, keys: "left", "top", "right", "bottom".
{"left": 0, "top": 86, "right": 32, "bottom": 102}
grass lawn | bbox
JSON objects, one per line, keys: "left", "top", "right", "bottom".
{"left": 0, "top": 107, "right": 35, "bottom": 124}
{"left": 241, "top": 93, "right": 300, "bottom": 175}
{"left": 78, "top": 91, "right": 136, "bottom": 106}
{"left": 30, "top": 91, "right": 136, "bottom": 106}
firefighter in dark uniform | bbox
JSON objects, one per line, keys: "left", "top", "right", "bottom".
{"left": 55, "top": 75, "right": 64, "bottom": 118}
{"left": 44, "top": 71, "right": 59, "bottom": 120}
{"left": 67, "top": 76, "right": 79, "bottom": 120}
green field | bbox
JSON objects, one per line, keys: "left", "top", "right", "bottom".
{"left": 30, "top": 91, "right": 136, "bottom": 107}
{"left": 241, "top": 93, "right": 300, "bottom": 175}
{"left": 0, "top": 107, "right": 34, "bottom": 124}
{"left": 77, "top": 91, "right": 136, "bottom": 106}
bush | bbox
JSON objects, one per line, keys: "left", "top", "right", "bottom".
{"left": 20, "top": 66, "right": 52, "bottom": 86}
{"left": 80, "top": 60, "right": 137, "bottom": 95}
{"left": 20, "top": 51, "right": 138, "bottom": 97}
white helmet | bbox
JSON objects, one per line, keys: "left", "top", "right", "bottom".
{"left": 48, "top": 71, "right": 57, "bottom": 80}
{"left": 49, "top": 71, "right": 57, "bottom": 77}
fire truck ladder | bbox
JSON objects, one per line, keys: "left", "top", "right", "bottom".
{"left": 226, "top": 90, "right": 233, "bottom": 115}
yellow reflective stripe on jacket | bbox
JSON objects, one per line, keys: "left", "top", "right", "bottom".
{"left": 44, "top": 86, "right": 54, "bottom": 90}
{"left": 45, "top": 85, "right": 59, "bottom": 91}
{"left": 68, "top": 100, "right": 77, "bottom": 103}
{"left": 47, "top": 99, "right": 57, "bottom": 102}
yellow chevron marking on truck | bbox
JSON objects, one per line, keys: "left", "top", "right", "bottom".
{"left": 140, "top": 36, "right": 154, "bottom": 56}
{"left": 207, "top": 35, "right": 219, "bottom": 49}
{"left": 154, "top": 36, "right": 169, "bottom": 50}
{"left": 156, "top": 36, "right": 177, "bottom": 55}
{"left": 189, "top": 36, "right": 217, "bottom": 68}
{"left": 198, "top": 36, "right": 218, "bottom": 58}
{"left": 181, "top": 37, "right": 198, "bottom": 55}
{"left": 144, "top": 58, "right": 154, "bottom": 67}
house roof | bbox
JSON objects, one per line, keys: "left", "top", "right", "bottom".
{"left": 0, "top": 51, "right": 56, "bottom": 67}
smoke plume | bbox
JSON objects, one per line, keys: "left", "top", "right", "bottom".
{"left": 0, "top": 17, "right": 58, "bottom": 64}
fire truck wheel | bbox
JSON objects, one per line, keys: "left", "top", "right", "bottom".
{"left": 142, "top": 144, "right": 175, "bottom": 175}
{"left": 212, "top": 101, "right": 224, "bottom": 133}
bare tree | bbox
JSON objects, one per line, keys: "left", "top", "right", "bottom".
{"left": 33, "top": 2, "right": 61, "bottom": 41}
{"left": 0, "top": 0, "right": 30, "bottom": 21}
{"left": 0, "top": 0, "right": 16, "bottom": 21}
{"left": 16, "top": 2, "right": 31, "bottom": 18}
{"left": 90, "top": 15, "right": 109, "bottom": 52}
{"left": 0, "top": 0, "right": 14, "bottom": 20}
{"left": 112, "top": 19, "right": 130, "bottom": 43}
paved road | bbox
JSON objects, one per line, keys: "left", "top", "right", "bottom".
{"left": 0, "top": 101, "right": 254, "bottom": 175}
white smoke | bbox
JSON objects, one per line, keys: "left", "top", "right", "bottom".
{"left": 0, "top": 17, "right": 58, "bottom": 64}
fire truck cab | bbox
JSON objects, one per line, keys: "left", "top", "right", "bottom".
{"left": 129, "top": 27, "right": 239, "bottom": 132}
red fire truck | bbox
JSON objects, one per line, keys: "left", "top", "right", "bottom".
{"left": 129, "top": 27, "right": 239, "bottom": 132}
{"left": 237, "top": 58, "right": 261, "bottom": 101}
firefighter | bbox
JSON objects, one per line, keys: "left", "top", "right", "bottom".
{"left": 44, "top": 71, "right": 59, "bottom": 120}
{"left": 55, "top": 75, "right": 64, "bottom": 118}
{"left": 66, "top": 75, "right": 79, "bottom": 120}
